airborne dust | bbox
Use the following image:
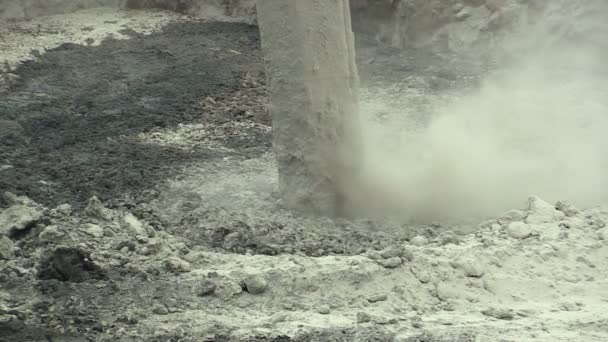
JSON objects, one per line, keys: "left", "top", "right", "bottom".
{"left": 352, "top": 1, "right": 608, "bottom": 222}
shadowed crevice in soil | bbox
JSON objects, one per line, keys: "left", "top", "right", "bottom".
{"left": 0, "top": 20, "right": 269, "bottom": 208}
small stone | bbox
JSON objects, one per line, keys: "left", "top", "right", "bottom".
{"left": 505, "top": 222, "right": 533, "bottom": 239}
{"left": 410, "top": 236, "right": 428, "bottom": 246}
{"left": 317, "top": 305, "right": 330, "bottom": 314}
{"left": 243, "top": 275, "right": 268, "bottom": 294}
{"left": 39, "top": 225, "right": 65, "bottom": 242}
{"left": 0, "top": 204, "right": 43, "bottom": 236}
{"left": 356, "top": 312, "right": 372, "bottom": 323}
{"left": 198, "top": 280, "right": 216, "bottom": 296}
{"left": 81, "top": 223, "right": 104, "bottom": 238}
{"left": 367, "top": 294, "right": 388, "bottom": 303}
{"left": 120, "top": 246, "right": 129, "bottom": 254}
{"left": 152, "top": 304, "right": 168, "bottom": 315}
{"left": 380, "top": 257, "right": 402, "bottom": 269}
{"left": 380, "top": 245, "right": 405, "bottom": 259}
{"left": 481, "top": 307, "right": 514, "bottom": 320}
{"left": 0, "top": 236, "right": 15, "bottom": 259}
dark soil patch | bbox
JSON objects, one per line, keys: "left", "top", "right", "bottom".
{"left": 0, "top": 20, "right": 268, "bottom": 209}
{"left": 37, "top": 247, "right": 106, "bottom": 282}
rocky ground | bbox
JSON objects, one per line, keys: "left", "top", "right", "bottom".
{"left": 1, "top": 6, "right": 608, "bottom": 342}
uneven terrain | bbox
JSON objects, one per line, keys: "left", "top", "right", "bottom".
{"left": 1, "top": 5, "right": 608, "bottom": 342}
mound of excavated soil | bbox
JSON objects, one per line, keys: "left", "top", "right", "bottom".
{"left": 3, "top": 189, "right": 608, "bottom": 341}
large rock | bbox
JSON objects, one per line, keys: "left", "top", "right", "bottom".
{"left": 0, "top": 204, "right": 43, "bottom": 237}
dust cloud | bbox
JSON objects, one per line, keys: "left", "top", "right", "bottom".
{"left": 350, "top": 2, "right": 608, "bottom": 222}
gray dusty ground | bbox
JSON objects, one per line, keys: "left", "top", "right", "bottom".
{"left": 1, "top": 5, "right": 608, "bottom": 342}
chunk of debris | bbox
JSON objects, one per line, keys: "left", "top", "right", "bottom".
{"left": 555, "top": 201, "right": 580, "bottom": 217}
{"left": 452, "top": 255, "right": 485, "bottom": 278}
{"left": 356, "top": 312, "right": 372, "bottom": 323}
{"left": 455, "top": 7, "right": 473, "bottom": 20}
{"left": 243, "top": 275, "right": 268, "bottom": 294}
{"left": 214, "top": 279, "right": 243, "bottom": 300}
{"left": 410, "top": 266, "right": 431, "bottom": 283}
{"left": 380, "top": 257, "right": 403, "bottom": 269}
{"left": 437, "top": 231, "right": 460, "bottom": 245}
{"left": 0, "top": 236, "right": 15, "bottom": 259}
{"left": 367, "top": 294, "right": 388, "bottom": 303}
{"left": 197, "top": 279, "right": 216, "bottom": 296}
{"left": 0, "top": 204, "right": 43, "bottom": 237}
{"left": 152, "top": 304, "right": 169, "bottom": 315}
{"left": 364, "top": 250, "right": 382, "bottom": 260}
{"left": 525, "top": 196, "right": 564, "bottom": 224}
{"left": 505, "top": 222, "right": 534, "bottom": 239}
{"left": 481, "top": 307, "right": 515, "bottom": 320}
{"left": 84, "top": 196, "right": 112, "bottom": 221}
{"left": 380, "top": 245, "right": 405, "bottom": 259}
{"left": 54, "top": 204, "right": 72, "bottom": 215}
{"left": 559, "top": 302, "right": 581, "bottom": 312}
{"left": 410, "top": 236, "right": 429, "bottom": 246}
{"left": 39, "top": 225, "right": 65, "bottom": 242}
{"left": 121, "top": 213, "right": 146, "bottom": 236}
{"left": 81, "top": 223, "right": 104, "bottom": 238}
{"left": 164, "top": 256, "right": 191, "bottom": 273}
{"left": 317, "top": 305, "right": 331, "bottom": 315}
{"left": 435, "top": 282, "right": 460, "bottom": 301}
{"left": 499, "top": 209, "right": 525, "bottom": 226}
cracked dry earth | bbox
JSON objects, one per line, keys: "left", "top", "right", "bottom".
{"left": 1, "top": 7, "right": 608, "bottom": 342}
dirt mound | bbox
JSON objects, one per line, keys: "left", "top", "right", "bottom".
{"left": 2, "top": 193, "right": 607, "bottom": 341}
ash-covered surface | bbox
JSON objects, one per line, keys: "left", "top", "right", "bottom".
{"left": 0, "top": 19, "right": 267, "bottom": 208}
{"left": 3, "top": 187, "right": 608, "bottom": 342}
